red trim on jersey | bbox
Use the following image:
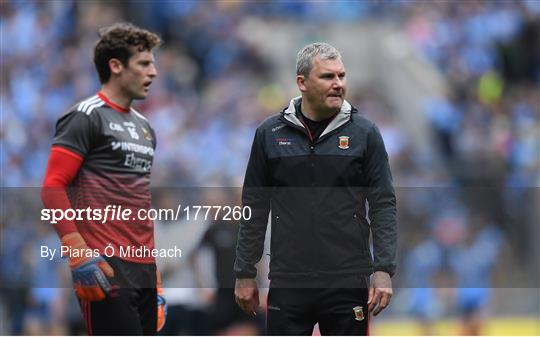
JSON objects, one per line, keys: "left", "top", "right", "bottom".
{"left": 98, "top": 91, "right": 130, "bottom": 113}
{"left": 51, "top": 145, "right": 84, "bottom": 161}
{"left": 81, "top": 300, "right": 87, "bottom": 334}
{"left": 81, "top": 299, "right": 93, "bottom": 335}
{"left": 42, "top": 146, "right": 84, "bottom": 236}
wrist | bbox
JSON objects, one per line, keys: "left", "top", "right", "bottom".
{"left": 236, "top": 278, "right": 257, "bottom": 287}
{"left": 374, "top": 266, "right": 394, "bottom": 278}
{"left": 60, "top": 232, "right": 91, "bottom": 268}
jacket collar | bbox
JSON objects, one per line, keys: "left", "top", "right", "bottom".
{"left": 282, "top": 96, "right": 353, "bottom": 138}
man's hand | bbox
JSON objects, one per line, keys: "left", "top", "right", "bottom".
{"left": 71, "top": 256, "right": 114, "bottom": 301}
{"left": 62, "top": 232, "right": 114, "bottom": 302}
{"left": 234, "top": 278, "right": 259, "bottom": 317}
{"left": 368, "top": 271, "right": 393, "bottom": 316}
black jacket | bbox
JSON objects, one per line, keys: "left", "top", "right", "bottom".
{"left": 235, "top": 97, "right": 397, "bottom": 282}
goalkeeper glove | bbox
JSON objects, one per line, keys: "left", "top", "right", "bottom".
{"left": 61, "top": 232, "right": 114, "bottom": 301}
{"left": 156, "top": 270, "right": 167, "bottom": 332}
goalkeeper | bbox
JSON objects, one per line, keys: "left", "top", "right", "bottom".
{"left": 42, "top": 23, "right": 166, "bottom": 335}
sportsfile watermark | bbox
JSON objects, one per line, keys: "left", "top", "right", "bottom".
{"left": 2, "top": 187, "right": 538, "bottom": 288}
{"left": 41, "top": 204, "right": 252, "bottom": 224}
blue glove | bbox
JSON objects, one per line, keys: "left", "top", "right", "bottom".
{"left": 157, "top": 271, "right": 167, "bottom": 331}
{"left": 62, "top": 233, "right": 114, "bottom": 302}
{"left": 71, "top": 256, "right": 114, "bottom": 301}
{"left": 157, "top": 292, "right": 167, "bottom": 331}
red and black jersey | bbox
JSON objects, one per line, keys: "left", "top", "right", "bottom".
{"left": 53, "top": 92, "right": 157, "bottom": 263}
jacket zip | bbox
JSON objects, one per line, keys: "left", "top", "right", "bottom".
{"left": 279, "top": 115, "right": 355, "bottom": 277}
{"left": 278, "top": 116, "right": 320, "bottom": 275}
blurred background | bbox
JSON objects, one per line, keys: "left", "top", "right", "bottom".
{"left": 1, "top": 0, "right": 539, "bottom": 335}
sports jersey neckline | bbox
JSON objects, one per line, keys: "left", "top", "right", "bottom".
{"left": 97, "top": 92, "right": 130, "bottom": 113}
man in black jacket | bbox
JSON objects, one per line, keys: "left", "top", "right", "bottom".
{"left": 234, "top": 42, "right": 397, "bottom": 335}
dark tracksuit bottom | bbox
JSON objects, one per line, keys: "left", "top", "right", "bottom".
{"left": 78, "top": 257, "right": 157, "bottom": 335}
{"left": 267, "top": 275, "right": 370, "bottom": 336}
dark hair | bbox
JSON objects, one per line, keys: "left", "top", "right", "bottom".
{"left": 93, "top": 22, "right": 162, "bottom": 84}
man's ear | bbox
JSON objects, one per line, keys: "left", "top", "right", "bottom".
{"left": 108, "top": 58, "right": 124, "bottom": 76}
{"left": 296, "top": 75, "right": 307, "bottom": 92}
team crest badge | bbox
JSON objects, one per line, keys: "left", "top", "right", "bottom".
{"left": 338, "top": 136, "right": 350, "bottom": 149}
{"left": 141, "top": 127, "right": 152, "bottom": 141}
{"left": 353, "top": 306, "right": 364, "bottom": 321}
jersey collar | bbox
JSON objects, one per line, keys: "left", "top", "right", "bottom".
{"left": 97, "top": 92, "right": 130, "bottom": 113}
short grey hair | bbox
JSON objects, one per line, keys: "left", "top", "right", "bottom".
{"left": 296, "top": 42, "right": 342, "bottom": 77}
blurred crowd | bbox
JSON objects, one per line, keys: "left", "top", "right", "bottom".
{"left": 1, "top": 0, "right": 538, "bottom": 335}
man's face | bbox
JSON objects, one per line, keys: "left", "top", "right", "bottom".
{"left": 118, "top": 49, "right": 157, "bottom": 100}
{"left": 298, "top": 56, "right": 347, "bottom": 114}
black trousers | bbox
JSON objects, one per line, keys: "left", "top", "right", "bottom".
{"left": 267, "top": 276, "right": 370, "bottom": 336}
{"left": 78, "top": 257, "right": 157, "bottom": 335}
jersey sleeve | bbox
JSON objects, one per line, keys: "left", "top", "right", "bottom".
{"left": 41, "top": 147, "right": 84, "bottom": 237}
{"left": 53, "top": 110, "right": 98, "bottom": 157}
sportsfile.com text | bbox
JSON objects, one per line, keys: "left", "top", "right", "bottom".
{"left": 41, "top": 205, "right": 252, "bottom": 224}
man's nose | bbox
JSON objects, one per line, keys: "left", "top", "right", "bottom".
{"left": 332, "top": 77, "right": 343, "bottom": 89}
{"left": 148, "top": 64, "right": 157, "bottom": 78}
